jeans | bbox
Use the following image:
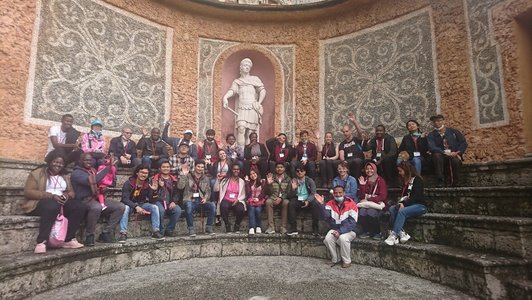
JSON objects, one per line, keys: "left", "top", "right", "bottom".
{"left": 248, "top": 206, "right": 263, "bottom": 229}
{"left": 184, "top": 200, "right": 216, "bottom": 229}
{"left": 119, "top": 203, "right": 160, "bottom": 233}
{"left": 142, "top": 155, "right": 165, "bottom": 169}
{"left": 397, "top": 157, "right": 422, "bottom": 175}
{"left": 389, "top": 204, "right": 427, "bottom": 235}
{"left": 155, "top": 202, "right": 182, "bottom": 234}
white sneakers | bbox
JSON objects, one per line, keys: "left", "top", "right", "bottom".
{"left": 249, "top": 227, "right": 263, "bottom": 235}
{"left": 249, "top": 228, "right": 255, "bottom": 235}
{"left": 385, "top": 230, "right": 411, "bottom": 246}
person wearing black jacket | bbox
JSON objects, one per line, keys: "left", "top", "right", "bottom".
{"left": 266, "top": 133, "right": 293, "bottom": 174}
{"left": 150, "top": 160, "right": 182, "bottom": 237}
{"left": 118, "top": 165, "right": 163, "bottom": 243}
{"left": 108, "top": 127, "right": 140, "bottom": 168}
{"left": 364, "top": 125, "right": 398, "bottom": 186}
{"left": 243, "top": 132, "right": 269, "bottom": 178}
{"left": 397, "top": 120, "right": 429, "bottom": 175}
{"left": 385, "top": 162, "right": 427, "bottom": 246}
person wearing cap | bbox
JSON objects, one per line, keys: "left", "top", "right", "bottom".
{"left": 427, "top": 114, "right": 468, "bottom": 187}
{"left": 81, "top": 118, "right": 107, "bottom": 167}
{"left": 169, "top": 141, "right": 195, "bottom": 176}
{"left": 162, "top": 122, "right": 198, "bottom": 159}
{"left": 108, "top": 127, "right": 141, "bottom": 168}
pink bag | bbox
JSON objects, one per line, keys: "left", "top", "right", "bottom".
{"left": 48, "top": 207, "right": 68, "bottom": 248}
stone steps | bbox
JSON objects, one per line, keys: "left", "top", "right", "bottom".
{"left": 404, "top": 213, "right": 532, "bottom": 259}
{"left": 0, "top": 235, "right": 528, "bottom": 300}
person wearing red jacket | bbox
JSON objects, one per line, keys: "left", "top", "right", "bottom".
{"left": 290, "top": 130, "right": 317, "bottom": 178}
{"left": 357, "top": 162, "right": 388, "bottom": 239}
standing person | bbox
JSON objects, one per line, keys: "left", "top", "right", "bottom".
{"left": 162, "top": 122, "right": 198, "bottom": 160}
{"left": 243, "top": 132, "right": 269, "bottom": 178}
{"left": 286, "top": 163, "right": 320, "bottom": 236}
{"left": 178, "top": 160, "right": 216, "bottom": 237}
{"left": 245, "top": 168, "right": 266, "bottom": 235}
{"left": 397, "top": 120, "right": 429, "bottom": 175}
{"left": 291, "top": 130, "right": 318, "bottom": 179}
{"left": 331, "top": 161, "right": 358, "bottom": 201}
{"left": 136, "top": 128, "right": 169, "bottom": 169}
{"left": 316, "top": 131, "right": 340, "bottom": 188}
{"left": 357, "top": 162, "right": 388, "bottom": 239}
{"left": 264, "top": 162, "right": 291, "bottom": 234}
{"left": 364, "top": 125, "right": 398, "bottom": 186}
{"left": 338, "top": 113, "right": 366, "bottom": 179}
{"left": 214, "top": 164, "right": 246, "bottom": 233}
{"left": 81, "top": 119, "right": 106, "bottom": 167}
{"left": 150, "top": 160, "right": 182, "bottom": 237}
{"left": 427, "top": 114, "right": 468, "bottom": 187}
{"left": 118, "top": 165, "right": 162, "bottom": 243}
{"left": 385, "top": 162, "right": 427, "bottom": 246}
{"left": 314, "top": 186, "right": 358, "bottom": 268}
{"left": 71, "top": 153, "right": 125, "bottom": 246}
{"left": 23, "top": 150, "right": 86, "bottom": 253}
{"left": 108, "top": 127, "right": 140, "bottom": 168}
{"left": 267, "top": 133, "right": 293, "bottom": 173}
{"left": 224, "top": 133, "right": 245, "bottom": 170}
{"left": 45, "top": 114, "right": 82, "bottom": 165}
{"left": 222, "top": 58, "right": 266, "bottom": 146}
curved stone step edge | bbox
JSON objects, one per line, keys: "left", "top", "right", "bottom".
{"left": 0, "top": 236, "right": 528, "bottom": 300}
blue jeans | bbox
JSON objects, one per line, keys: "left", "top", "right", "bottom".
{"left": 389, "top": 204, "right": 427, "bottom": 235}
{"left": 119, "top": 203, "right": 160, "bottom": 233}
{"left": 155, "top": 202, "right": 182, "bottom": 234}
{"left": 142, "top": 155, "right": 165, "bottom": 169}
{"left": 184, "top": 200, "right": 216, "bottom": 229}
{"left": 248, "top": 206, "right": 263, "bottom": 229}
{"left": 397, "top": 157, "right": 422, "bottom": 175}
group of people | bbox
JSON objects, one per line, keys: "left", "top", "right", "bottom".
{"left": 24, "top": 112, "right": 467, "bottom": 269}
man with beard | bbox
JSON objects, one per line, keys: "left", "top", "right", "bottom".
{"left": 136, "top": 128, "right": 169, "bottom": 169}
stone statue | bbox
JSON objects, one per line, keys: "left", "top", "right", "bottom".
{"left": 222, "top": 58, "right": 266, "bottom": 146}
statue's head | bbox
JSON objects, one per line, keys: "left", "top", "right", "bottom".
{"left": 240, "top": 58, "right": 253, "bottom": 73}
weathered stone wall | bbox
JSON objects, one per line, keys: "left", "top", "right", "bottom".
{"left": 0, "top": 0, "right": 530, "bottom": 161}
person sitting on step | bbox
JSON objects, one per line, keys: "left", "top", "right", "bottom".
{"left": 290, "top": 130, "right": 318, "bottom": 179}
{"left": 385, "top": 161, "right": 427, "bottom": 246}
{"left": 108, "top": 127, "right": 141, "bottom": 168}
{"left": 264, "top": 162, "right": 291, "bottom": 234}
{"left": 118, "top": 165, "right": 163, "bottom": 243}
{"left": 357, "top": 162, "right": 388, "bottom": 240}
{"left": 45, "top": 114, "right": 82, "bottom": 166}
{"left": 81, "top": 118, "right": 106, "bottom": 168}
{"left": 150, "top": 160, "right": 182, "bottom": 237}
{"left": 245, "top": 168, "right": 266, "bottom": 235}
{"left": 331, "top": 161, "right": 358, "bottom": 201}
{"left": 286, "top": 163, "right": 320, "bottom": 237}
{"left": 162, "top": 121, "right": 198, "bottom": 160}
{"left": 136, "top": 128, "right": 169, "bottom": 169}
{"left": 364, "top": 125, "right": 398, "bottom": 186}
{"left": 397, "top": 120, "right": 429, "bottom": 175}
{"left": 316, "top": 131, "right": 340, "bottom": 188}
{"left": 214, "top": 163, "right": 247, "bottom": 233}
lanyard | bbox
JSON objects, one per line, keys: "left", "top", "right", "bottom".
{"left": 49, "top": 175, "right": 62, "bottom": 190}
{"left": 324, "top": 143, "right": 330, "bottom": 157}
{"left": 193, "top": 175, "right": 201, "bottom": 192}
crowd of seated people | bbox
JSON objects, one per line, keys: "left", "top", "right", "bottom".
{"left": 24, "top": 112, "right": 466, "bottom": 262}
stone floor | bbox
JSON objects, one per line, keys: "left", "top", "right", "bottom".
{"left": 30, "top": 256, "right": 474, "bottom": 300}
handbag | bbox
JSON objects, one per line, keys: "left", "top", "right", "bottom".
{"left": 48, "top": 206, "right": 69, "bottom": 248}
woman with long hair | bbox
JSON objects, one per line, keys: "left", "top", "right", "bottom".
{"left": 245, "top": 168, "right": 266, "bottom": 235}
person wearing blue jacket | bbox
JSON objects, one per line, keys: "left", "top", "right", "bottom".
{"left": 427, "top": 114, "right": 468, "bottom": 187}
{"left": 331, "top": 161, "right": 358, "bottom": 202}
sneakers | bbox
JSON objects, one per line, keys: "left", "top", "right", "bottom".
{"left": 399, "top": 230, "right": 411, "bottom": 243}
{"left": 189, "top": 228, "right": 197, "bottom": 237}
{"left": 101, "top": 204, "right": 107, "bottom": 211}
{"left": 215, "top": 217, "right": 222, "bottom": 226}
{"left": 85, "top": 234, "right": 95, "bottom": 247}
{"left": 98, "top": 232, "right": 114, "bottom": 243}
{"left": 164, "top": 231, "right": 177, "bottom": 237}
{"left": 152, "top": 231, "right": 165, "bottom": 241}
{"left": 248, "top": 228, "right": 255, "bottom": 235}
{"left": 117, "top": 233, "right": 127, "bottom": 244}
{"left": 255, "top": 227, "right": 262, "bottom": 234}
{"left": 371, "top": 233, "right": 383, "bottom": 240}
{"left": 341, "top": 262, "right": 352, "bottom": 268}
{"left": 280, "top": 227, "right": 288, "bottom": 235}
{"left": 265, "top": 227, "right": 275, "bottom": 234}
{"left": 205, "top": 225, "right": 215, "bottom": 235}
{"left": 34, "top": 242, "right": 46, "bottom": 254}
{"left": 62, "top": 239, "right": 84, "bottom": 249}
{"left": 359, "top": 232, "right": 371, "bottom": 239}
{"left": 286, "top": 230, "right": 299, "bottom": 236}
{"left": 384, "top": 231, "right": 399, "bottom": 246}
{"left": 312, "top": 230, "right": 320, "bottom": 237}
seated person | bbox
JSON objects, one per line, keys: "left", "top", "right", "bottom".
{"left": 245, "top": 168, "right": 266, "bottom": 235}
{"left": 23, "top": 149, "right": 86, "bottom": 253}
{"left": 331, "top": 161, "right": 358, "bottom": 201}
{"left": 364, "top": 125, "right": 398, "bottom": 186}
{"left": 169, "top": 142, "right": 195, "bottom": 176}
{"left": 209, "top": 149, "right": 233, "bottom": 226}
{"left": 385, "top": 162, "right": 427, "bottom": 245}
{"left": 198, "top": 129, "right": 221, "bottom": 170}
{"left": 339, "top": 113, "right": 366, "bottom": 179}
{"left": 136, "top": 128, "right": 169, "bottom": 169}
{"left": 81, "top": 119, "right": 106, "bottom": 167}
{"left": 178, "top": 160, "right": 216, "bottom": 237}
{"left": 214, "top": 163, "right": 246, "bottom": 233}
{"left": 162, "top": 122, "right": 198, "bottom": 159}
{"left": 427, "top": 114, "right": 467, "bottom": 187}
{"left": 108, "top": 127, "right": 140, "bottom": 168}
{"left": 267, "top": 133, "right": 293, "bottom": 173}
{"left": 118, "top": 165, "right": 162, "bottom": 243}
{"left": 264, "top": 162, "right": 291, "bottom": 235}
{"left": 314, "top": 186, "right": 358, "bottom": 269}
{"left": 291, "top": 130, "right": 317, "bottom": 179}
{"left": 71, "top": 153, "right": 125, "bottom": 246}
{"left": 45, "top": 114, "right": 82, "bottom": 166}
{"left": 316, "top": 131, "right": 340, "bottom": 188}
{"left": 224, "top": 133, "right": 244, "bottom": 170}
{"left": 150, "top": 160, "right": 182, "bottom": 237}
{"left": 243, "top": 132, "right": 269, "bottom": 178}
{"left": 397, "top": 119, "right": 429, "bottom": 175}
{"left": 357, "top": 162, "right": 388, "bottom": 239}
{"left": 287, "top": 163, "right": 320, "bottom": 236}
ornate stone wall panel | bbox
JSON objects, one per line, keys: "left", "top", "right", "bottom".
{"left": 25, "top": 0, "right": 173, "bottom": 132}
{"left": 320, "top": 8, "right": 440, "bottom": 139}
{"left": 464, "top": 0, "right": 509, "bottom": 127}
{"left": 266, "top": 45, "right": 296, "bottom": 141}
{"left": 197, "top": 38, "right": 237, "bottom": 137}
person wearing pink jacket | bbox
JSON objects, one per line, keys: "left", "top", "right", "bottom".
{"left": 81, "top": 119, "right": 106, "bottom": 167}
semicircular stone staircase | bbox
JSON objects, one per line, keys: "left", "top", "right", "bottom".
{"left": 0, "top": 158, "right": 530, "bottom": 299}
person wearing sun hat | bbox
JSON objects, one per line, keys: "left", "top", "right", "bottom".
{"left": 81, "top": 118, "right": 107, "bottom": 167}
